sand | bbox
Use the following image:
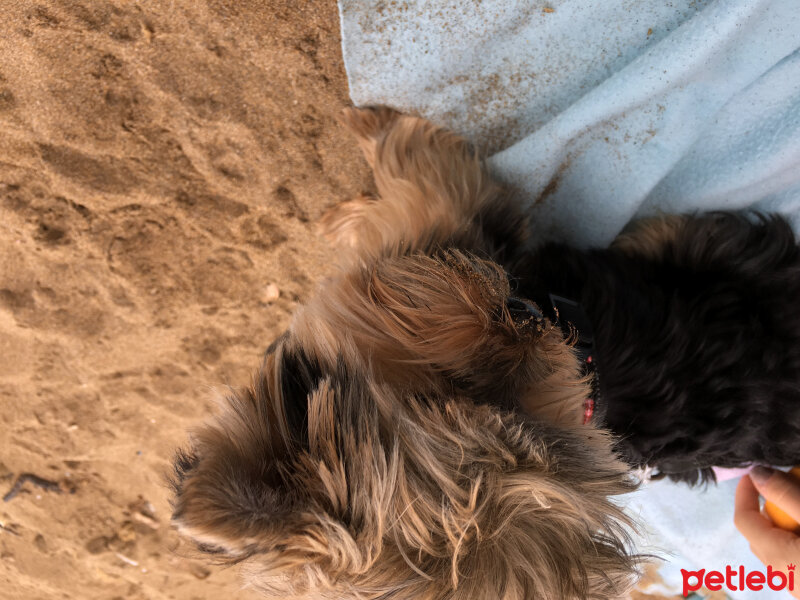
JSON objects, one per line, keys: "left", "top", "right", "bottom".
{"left": 0, "top": 1, "right": 676, "bottom": 598}
{"left": 0, "top": 1, "right": 370, "bottom": 598}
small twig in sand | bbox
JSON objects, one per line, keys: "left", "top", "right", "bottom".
{"left": 0, "top": 521, "right": 21, "bottom": 536}
{"left": 115, "top": 553, "right": 140, "bottom": 567}
{"left": 3, "top": 473, "right": 63, "bottom": 502}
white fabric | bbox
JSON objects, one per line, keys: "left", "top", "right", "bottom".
{"left": 625, "top": 477, "right": 788, "bottom": 599}
{"left": 338, "top": 0, "right": 800, "bottom": 596}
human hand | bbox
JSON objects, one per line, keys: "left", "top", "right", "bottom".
{"left": 734, "top": 467, "right": 800, "bottom": 599}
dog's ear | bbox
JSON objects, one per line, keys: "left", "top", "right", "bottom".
{"left": 170, "top": 344, "right": 323, "bottom": 557}
{"left": 171, "top": 353, "right": 393, "bottom": 594}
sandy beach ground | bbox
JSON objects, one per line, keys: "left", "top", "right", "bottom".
{"left": 0, "top": 1, "right": 682, "bottom": 598}
{"left": 0, "top": 1, "right": 371, "bottom": 598}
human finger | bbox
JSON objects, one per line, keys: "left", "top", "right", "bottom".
{"left": 734, "top": 474, "right": 774, "bottom": 540}
{"left": 752, "top": 467, "right": 800, "bottom": 524}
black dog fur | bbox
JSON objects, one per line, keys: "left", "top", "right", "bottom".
{"left": 508, "top": 212, "right": 800, "bottom": 483}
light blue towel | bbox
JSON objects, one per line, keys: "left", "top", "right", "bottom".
{"left": 338, "top": 1, "right": 800, "bottom": 596}
{"left": 340, "top": 0, "right": 800, "bottom": 246}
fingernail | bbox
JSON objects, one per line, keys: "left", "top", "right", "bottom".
{"left": 750, "top": 466, "right": 774, "bottom": 487}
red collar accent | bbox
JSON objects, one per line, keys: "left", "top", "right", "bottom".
{"left": 582, "top": 397, "right": 595, "bottom": 425}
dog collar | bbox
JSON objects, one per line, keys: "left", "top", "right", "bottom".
{"left": 547, "top": 294, "right": 600, "bottom": 425}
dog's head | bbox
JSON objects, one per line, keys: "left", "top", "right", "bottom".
{"left": 171, "top": 253, "right": 639, "bottom": 599}
{"left": 291, "top": 249, "right": 594, "bottom": 426}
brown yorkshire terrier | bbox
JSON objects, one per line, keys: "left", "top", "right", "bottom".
{"left": 170, "top": 108, "right": 643, "bottom": 599}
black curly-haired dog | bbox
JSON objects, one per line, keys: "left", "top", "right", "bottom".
{"left": 515, "top": 211, "right": 800, "bottom": 483}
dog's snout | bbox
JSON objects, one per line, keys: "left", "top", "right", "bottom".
{"left": 506, "top": 297, "right": 545, "bottom": 326}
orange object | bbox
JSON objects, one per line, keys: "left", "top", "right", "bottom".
{"left": 764, "top": 467, "right": 800, "bottom": 533}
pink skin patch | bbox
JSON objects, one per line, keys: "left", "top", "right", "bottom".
{"left": 712, "top": 465, "right": 755, "bottom": 482}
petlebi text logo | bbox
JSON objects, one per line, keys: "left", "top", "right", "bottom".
{"left": 682, "top": 564, "right": 795, "bottom": 596}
